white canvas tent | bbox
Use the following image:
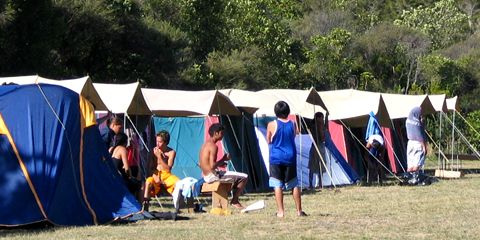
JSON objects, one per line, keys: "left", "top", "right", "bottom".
{"left": 141, "top": 88, "right": 241, "bottom": 116}
{"left": 254, "top": 88, "right": 327, "bottom": 118}
{"left": 381, "top": 93, "right": 437, "bottom": 119}
{"left": 93, "top": 82, "right": 152, "bottom": 164}
{"left": 220, "top": 88, "right": 357, "bottom": 188}
{"left": 319, "top": 89, "right": 391, "bottom": 127}
{"left": 0, "top": 75, "right": 38, "bottom": 84}
{"left": 446, "top": 96, "right": 459, "bottom": 111}
{"left": 426, "top": 94, "right": 448, "bottom": 114}
{"left": 94, "top": 82, "right": 151, "bottom": 115}
{"left": 219, "top": 89, "right": 260, "bottom": 114}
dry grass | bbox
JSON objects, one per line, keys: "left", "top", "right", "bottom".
{"left": 1, "top": 170, "right": 480, "bottom": 240}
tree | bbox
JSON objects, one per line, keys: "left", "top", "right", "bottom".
{"left": 179, "top": 0, "right": 227, "bottom": 60}
{"left": 394, "top": 0, "right": 469, "bottom": 49}
{"left": 224, "top": 0, "right": 304, "bottom": 88}
{"left": 302, "top": 28, "right": 355, "bottom": 89}
{"left": 465, "top": 110, "right": 480, "bottom": 150}
{"left": 203, "top": 47, "right": 272, "bottom": 90}
{"left": 353, "top": 23, "right": 429, "bottom": 93}
{"left": 458, "top": 0, "right": 480, "bottom": 33}
{"left": 418, "top": 54, "right": 474, "bottom": 95}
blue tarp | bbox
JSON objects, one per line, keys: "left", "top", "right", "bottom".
{"left": 365, "top": 111, "right": 382, "bottom": 141}
{"left": 0, "top": 84, "right": 140, "bottom": 226}
{"left": 293, "top": 132, "right": 359, "bottom": 187}
{"left": 153, "top": 115, "right": 271, "bottom": 192}
{"left": 153, "top": 117, "right": 205, "bottom": 179}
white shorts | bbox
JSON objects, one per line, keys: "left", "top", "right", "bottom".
{"left": 407, "top": 140, "right": 425, "bottom": 169}
{"left": 203, "top": 171, "right": 248, "bottom": 184}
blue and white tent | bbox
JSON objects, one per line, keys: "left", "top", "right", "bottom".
{"left": 255, "top": 118, "right": 359, "bottom": 188}
{"left": 0, "top": 84, "right": 140, "bottom": 226}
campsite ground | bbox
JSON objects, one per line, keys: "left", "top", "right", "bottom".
{"left": 1, "top": 160, "right": 480, "bottom": 240}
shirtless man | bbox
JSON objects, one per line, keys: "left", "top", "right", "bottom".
{"left": 153, "top": 130, "right": 176, "bottom": 174}
{"left": 143, "top": 130, "right": 179, "bottom": 210}
{"left": 199, "top": 123, "right": 248, "bottom": 209}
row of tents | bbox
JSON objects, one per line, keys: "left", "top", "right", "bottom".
{"left": 0, "top": 75, "right": 465, "bottom": 226}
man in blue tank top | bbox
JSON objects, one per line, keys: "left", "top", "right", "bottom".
{"left": 266, "top": 101, "right": 307, "bottom": 218}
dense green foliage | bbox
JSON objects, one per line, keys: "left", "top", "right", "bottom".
{"left": 1, "top": 0, "right": 479, "bottom": 93}
{"left": 1, "top": 0, "right": 480, "bottom": 146}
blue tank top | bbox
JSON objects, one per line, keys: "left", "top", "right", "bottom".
{"left": 269, "top": 119, "right": 297, "bottom": 166}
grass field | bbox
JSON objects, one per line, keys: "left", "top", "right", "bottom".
{"left": 1, "top": 165, "right": 480, "bottom": 240}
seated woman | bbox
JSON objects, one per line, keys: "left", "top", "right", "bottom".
{"left": 112, "top": 133, "right": 140, "bottom": 194}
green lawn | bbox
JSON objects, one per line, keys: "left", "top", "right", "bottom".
{"left": 2, "top": 171, "right": 480, "bottom": 240}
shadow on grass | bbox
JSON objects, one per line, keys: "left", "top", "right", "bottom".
{"left": 0, "top": 221, "right": 54, "bottom": 237}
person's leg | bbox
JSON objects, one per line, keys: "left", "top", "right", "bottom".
{"left": 308, "top": 149, "right": 315, "bottom": 189}
{"left": 292, "top": 186, "right": 302, "bottom": 215}
{"left": 269, "top": 164, "right": 285, "bottom": 217}
{"left": 223, "top": 171, "right": 248, "bottom": 208}
{"left": 142, "top": 181, "right": 152, "bottom": 211}
{"left": 308, "top": 170, "right": 314, "bottom": 189}
{"left": 274, "top": 187, "right": 284, "bottom": 217}
{"left": 409, "top": 166, "right": 419, "bottom": 184}
{"left": 408, "top": 141, "right": 424, "bottom": 184}
{"left": 318, "top": 143, "right": 326, "bottom": 189}
{"left": 231, "top": 177, "right": 247, "bottom": 208}
{"left": 284, "top": 166, "right": 305, "bottom": 216}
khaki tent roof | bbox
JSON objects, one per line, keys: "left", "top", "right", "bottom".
{"left": 94, "top": 82, "right": 151, "bottom": 115}
{"left": 446, "top": 96, "right": 459, "bottom": 111}
{"left": 218, "top": 89, "right": 259, "bottom": 114}
{"left": 252, "top": 88, "right": 327, "bottom": 118}
{"left": 427, "top": 94, "right": 448, "bottom": 113}
{"left": 382, "top": 93, "right": 436, "bottom": 119}
{"left": 141, "top": 88, "right": 240, "bottom": 116}
{"left": 319, "top": 89, "right": 391, "bottom": 127}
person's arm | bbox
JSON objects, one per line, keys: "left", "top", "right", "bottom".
{"left": 214, "top": 153, "right": 231, "bottom": 169}
{"left": 293, "top": 120, "right": 300, "bottom": 135}
{"left": 166, "top": 149, "right": 176, "bottom": 170}
{"left": 147, "top": 151, "right": 156, "bottom": 177}
{"left": 154, "top": 147, "right": 175, "bottom": 172}
{"left": 120, "top": 147, "right": 131, "bottom": 176}
{"left": 143, "top": 180, "right": 152, "bottom": 200}
{"left": 319, "top": 124, "right": 325, "bottom": 142}
{"left": 208, "top": 145, "right": 218, "bottom": 172}
{"left": 266, "top": 121, "right": 275, "bottom": 144}
{"left": 422, "top": 141, "right": 428, "bottom": 155}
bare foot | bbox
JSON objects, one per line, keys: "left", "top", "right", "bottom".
{"left": 297, "top": 211, "right": 308, "bottom": 217}
{"left": 231, "top": 203, "right": 244, "bottom": 209}
{"left": 276, "top": 212, "right": 284, "bottom": 218}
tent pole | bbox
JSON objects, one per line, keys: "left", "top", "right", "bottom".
{"left": 454, "top": 111, "right": 459, "bottom": 171}
{"left": 298, "top": 114, "right": 303, "bottom": 190}
{"left": 442, "top": 112, "right": 480, "bottom": 159}
{"left": 300, "top": 116, "right": 339, "bottom": 189}
{"left": 438, "top": 112, "right": 442, "bottom": 170}
{"left": 451, "top": 111, "right": 455, "bottom": 170}
{"left": 225, "top": 115, "right": 240, "bottom": 173}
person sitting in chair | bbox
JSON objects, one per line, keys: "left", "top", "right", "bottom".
{"left": 199, "top": 123, "right": 248, "bottom": 209}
